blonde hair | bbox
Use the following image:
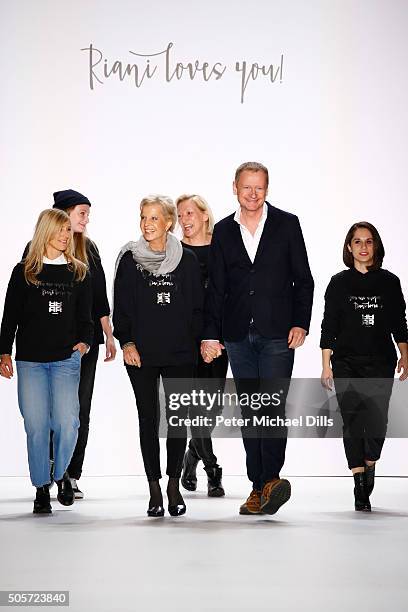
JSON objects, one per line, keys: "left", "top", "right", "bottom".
{"left": 176, "top": 194, "right": 214, "bottom": 235}
{"left": 24, "top": 209, "right": 87, "bottom": 284}
{"left": 64, "top": 205, "right": 89, "bottom": 267}
{"left": 140, "top": 195, "right": 177, "bottom": 232}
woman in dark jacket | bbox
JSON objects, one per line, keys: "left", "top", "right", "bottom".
{"left": 0, "top": 209, "right": 93, "bottom": 514}
{"left": 320, "top": 221, "right": 408, "bottom": 511}
{"left": 113, "top": 195, "right": 203, "bottom": 517}
{"left": 177, "top": 194, "right": 229, "bottom": 497}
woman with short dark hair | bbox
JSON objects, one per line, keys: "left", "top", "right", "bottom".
{"left": 320, "top": 221, "right": 408, "bottom": 511}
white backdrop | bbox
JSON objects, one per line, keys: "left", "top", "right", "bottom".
{"left": 1, "top": 0, "right": 407, "bottom": 476}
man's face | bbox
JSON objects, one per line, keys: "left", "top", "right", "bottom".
{"left": 233, "top": 170, "right": 268, "bottom": 212}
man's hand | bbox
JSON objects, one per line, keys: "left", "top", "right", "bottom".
{"left": 73, "top": 343, "right": 89, "bottom": 356}
{"left": 0, "top": 354, "right": 13, "bottom": 379}
{"left": 123, "top": 344, "right": 142, "bottom": 368}
{"left": 104, "top": 334, "right": 117, "bottom": 362}
{"left": 397, "top": 355, "right": 408, "bottom": 381}
{"left": 288, "top": 327, "right": 306, "bottom": 349}
{"left": 201, "top": 340, "right": 225, "bottom": 363}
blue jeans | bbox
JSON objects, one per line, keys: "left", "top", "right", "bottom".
{"left": 16, "top": 352, "right": 81, "bottom": 487}
{"left": 225, "top": 325, "right": 294, "bottom": 489}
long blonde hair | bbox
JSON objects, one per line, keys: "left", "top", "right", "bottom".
{"left": 64, "top": 205, "right": 91, "bottom": 267}
{"left": 24, "top": 209, "right": 87, "bottom": 284}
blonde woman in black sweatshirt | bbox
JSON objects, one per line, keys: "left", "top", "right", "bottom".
{"left": 113, "top": 195, "right": 203, "bottom": 517}
{"left": 320, "top": 222, "right": 408, "bottom": 511}
{"left": 0, "top": 209, "right": 93, "bottom": 514}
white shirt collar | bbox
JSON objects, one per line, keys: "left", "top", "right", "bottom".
{"left": 234, "top": 202, "right": 268, "bottom": 227}
{"left": 43, "top": 254, "right": 67, "bottom": 265}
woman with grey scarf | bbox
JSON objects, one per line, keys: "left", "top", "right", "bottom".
{"left": 113, "top": 195, "right": 203, "bottom": 517}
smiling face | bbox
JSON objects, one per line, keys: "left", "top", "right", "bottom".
{"left": 177, "top": 199, "right": 209, "bottom": 244}
{"left": 347, "top": 228, "right": 374, "bottom": 269}
{"left": 68, "top": 204, "right": 90, "bottom": 233}
{"left": 233, "top": 170, "right": 268, "bottom": 213}
{"left": 47, "top": 222, "right": 71, "bottom": 257}
{"left": 140, "top": 204, "right": 172, "bottom": 250}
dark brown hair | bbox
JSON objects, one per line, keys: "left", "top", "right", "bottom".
{"left": 343, "top": 221, "right": 385, "bottom": 270}
{"left": 234, "top": 161, "right": 269, "bottom": 186}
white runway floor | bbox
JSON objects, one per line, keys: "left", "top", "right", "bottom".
{"left": 0, "top": 475, "right": 407, "bottom": 611}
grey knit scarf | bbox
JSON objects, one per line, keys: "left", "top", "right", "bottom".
{"left": 113, "top": 233, "right": 183, "bottom": 282}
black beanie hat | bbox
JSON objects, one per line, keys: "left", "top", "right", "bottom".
{"left": 53, "top": 189, "right": 91, "bottom": 211}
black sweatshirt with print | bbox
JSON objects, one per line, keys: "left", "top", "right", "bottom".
{"left": 320, "top": 268, "right": 408, "bottom": 360}
{"left": 0, "top": 263, "right": 93, "bottom": 362}
{"left": 113, "top": 248, "right": 203, "bottom": 366}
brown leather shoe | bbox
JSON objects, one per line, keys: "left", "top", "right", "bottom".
{"left": 239, "top": 489, "right": 262, "bottom": 515}
{"left": 260, "top": 478, "right": 291, "bottom": 515}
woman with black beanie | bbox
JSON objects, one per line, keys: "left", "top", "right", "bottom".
{"left": 113, "top": 195, "right": 203, "bottom": 517}
{"left": 50, "top": 189, "right": 116, "bottom": 497}
{"left": 320, "top": 222, "right": 408, "bottom": 511}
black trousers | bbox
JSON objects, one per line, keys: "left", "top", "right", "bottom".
{"left": 126, "top": 363, "right": 193, "bottom": 481}
{"left": 333, "top": 355, "right": 396, "bottom": 469}
{"left": 188, "top": 350, "right": 229, "bottom": 467}
{"left": 67, "top": 344, "right": 99, "bottom": 479}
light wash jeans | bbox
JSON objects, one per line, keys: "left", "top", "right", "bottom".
{"left": 16, "top": 352, "right": 81, "bottom": 487}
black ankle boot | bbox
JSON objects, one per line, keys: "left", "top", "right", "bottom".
{"left": 147, "top": 480, "right": 164, "bottom": 517}
{"left": 181, "top": 448, "right": 200, "bottom": 491}
{"left": 204, "top": 465, "right": 225, "bottom": 497}
{"left": 167, "top": 478, "right": 186, "bottom": 517}
{"left": 56, "top": 471, "right": 74, "bottom": 506}
{"left": 365, "top": 464, "right": 375, "bottom": 496}
{"left": 353, "top": 472, "right": 371, "bottom": 512}
{"left": 33, "top": 485, "right": 52, "bottom": 514}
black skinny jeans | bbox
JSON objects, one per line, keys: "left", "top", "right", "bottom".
{"left": 188, "top": 350, "right": 229, "bottom": 467}
{"left": 68, "top": 344, "right": 100, "bottom": 479}
{"left": 333, "top": 355, "right": 396, "bottom": 469}
{"left": 126, "top": 363, "right": 193, "bottom": 481}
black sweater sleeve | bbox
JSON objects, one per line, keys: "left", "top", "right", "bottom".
{"left": 112, "top": 252, "right": 134, "bottom": 348}
{"left": 76, "top": 273, "right": 94, "bottom": 347}
{"left": 0, "top": 264, "right": 26, "bottom": 355}
{"left": 390, "top": 276, "right": 408, "bottom": 344}
{"left": 87, "top": 241, "right": 111, "bottom": 319}
{"left": 204, "top": 227, "right": 226, "bottom": 339}
{"left": 320, "top": 276, "right": 340, "bottom": 350}
{"left": 186, "top": 250, "right": 204, "bottom": 341}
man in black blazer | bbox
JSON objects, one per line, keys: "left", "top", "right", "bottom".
{"left": 202, "top": 161, "right": 314, "bottom": 515}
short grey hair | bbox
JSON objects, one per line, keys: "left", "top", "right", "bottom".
{"left": 140, "top": 194, "right": 177, "bottom": 232}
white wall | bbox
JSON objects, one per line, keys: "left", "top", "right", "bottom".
{"left": 1, "top": 0, "right": 407, "bottom": 476}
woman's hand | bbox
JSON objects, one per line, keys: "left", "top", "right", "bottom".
{"left": 321, "top": 366, "right": 334, "bottom": 390}
{"left": 73, "top": 343, "right": 89, "bottom": 356}
{"left": 0, "top": 354, "right": 13, "bottom": 379}
{"left": 104, "top": 334, "right": 117, "bottom": 362}
{"left": 397, "top": 355, "right": 408, "bottom": 381}
{"left": 123, "top": 344, "right": 141, "bottom": 367}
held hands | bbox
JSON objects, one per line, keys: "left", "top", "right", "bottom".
{"left": 123, "top": 343, "right": 141, "bottom": 367}
{"left": 397, "top": 355, "right": 408, "bottom": 381}
{"left": 73, "top": 343, "right": 89, "bottom": 356}
{"left": 104, "top": 334, "right": 117, "bottom": 362}
{"left": 321, "top": 366, "right": 334, "bottom": 391}
{"left": 288, "top": 327, "right": 306, "bottom": 349}
{"left": 0, "top": 354, "right": 13, "bottom": 379}
{"left": 201, "top": 340, "right": 225, "bottom": 363}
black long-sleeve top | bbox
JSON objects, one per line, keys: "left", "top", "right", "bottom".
{"left": 86, "top": 240, "right": 111, "bottom": 345}
{"left": 320, "top": 268, "right": 408, "bottom": 360}
{"left": 0, "top": 263, "right": 93, "bottom": 362}
{"left": 23, "top": 239, "right": 111, "bottom": 346}
{"left": 113, "top": 248, "right": 203, "bottom": 366}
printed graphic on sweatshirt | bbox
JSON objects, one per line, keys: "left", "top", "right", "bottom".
{"left": 49, "top": 301, "right": 63, "bottom": 315}
{"left": 136, "top": 264, "right": 176, "bottom": 306}
{"left": 37, "top": 281, "right": 74, "bottom": 316}
{"left": 349, "top": 295, "right": 383, "bottom": 328}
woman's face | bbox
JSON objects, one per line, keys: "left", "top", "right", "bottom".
{"left": 69, "top": 204, "right": 90, "bottom": 233}
{"left": 48, "top": 222, "right": 72, "bottom": 253}
{"left": 140, "top": 204, "right": 171, "bottom": 245}
{"left": 177, "top": 199, "right": 208, "bottom": 241}
{"left": 348, "top": 228, "right": 374, "bottom": 268}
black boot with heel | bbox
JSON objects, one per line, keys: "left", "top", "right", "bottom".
{"left": 353, "top": 472, "right": 371, "bottom": 512}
